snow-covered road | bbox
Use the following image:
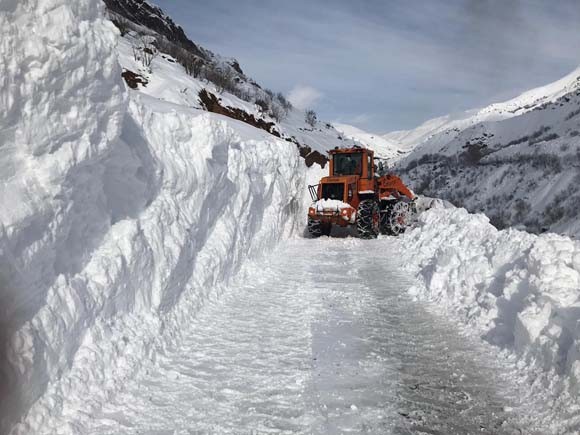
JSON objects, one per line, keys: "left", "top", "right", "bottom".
{"left": 77, "top": 237, "right": 531, "bottom": 434}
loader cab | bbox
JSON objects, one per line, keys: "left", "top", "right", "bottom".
{"left": 329, "top": 147, "right": 374, "bottom": 179}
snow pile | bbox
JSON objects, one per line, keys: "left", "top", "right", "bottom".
{"left": 1, "top": 1, "right": 305, "bottom": 433}
{"left": 413, "top": 196, "right": 454, "bottom": 214}
{"left": 314, "top": 199, "right": 352, "bottom": 211}
{"left": 397, "top": 207, "right": 580, "bottom": 424}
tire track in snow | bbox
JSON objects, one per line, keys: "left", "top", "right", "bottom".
{"left": 78, "top": 237, "right": 534, "bottom": 434}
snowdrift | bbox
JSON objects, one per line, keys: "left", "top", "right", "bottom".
{"left": 1, "top": 1, "right": 304, "bottom": 433}
{"left": 0, "top": 0, "right": 124, "bottom": 431}
{"left": 397, "top": 207, "right": 580, "bottom": 426}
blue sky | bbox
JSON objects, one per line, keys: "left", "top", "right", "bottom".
{"left": 154, "top": 0, "right": 580, "bottom": 132}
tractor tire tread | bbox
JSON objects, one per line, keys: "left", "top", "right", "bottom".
{"left": 357, "top": 200, "right": 380, "bottom": 239}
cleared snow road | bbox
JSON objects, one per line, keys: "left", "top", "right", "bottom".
{"left": 82, "top": 237, "right": 529, "bottom": 434}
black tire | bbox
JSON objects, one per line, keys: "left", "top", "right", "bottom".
{"left": 308, "top": 217, "right": 323, "bottom": 238}
{"left": 380, "top": 201, "right": 394, "bottom": 235}
{"left": 308, "top": 218, "right": 331, "bottom": 238}
{"left": 357, "top": 200, "right": 380, "bottom": 239}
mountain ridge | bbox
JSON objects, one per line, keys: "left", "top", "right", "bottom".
{"left": 384, "top": 65, "right": 580, "bottom": 150}
{"left": 393, "top": 65, "right": 580, "bottom": 236}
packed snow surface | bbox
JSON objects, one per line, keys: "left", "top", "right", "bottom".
{"left": 32, "top": 238, "right": 547, "bottom": 434}
{"left": 397, "top": 206, "right": 580, "bottom": 432}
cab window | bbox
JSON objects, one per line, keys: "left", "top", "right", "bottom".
{"left": 333, "top": 153, "right": 362, "bottom": 176}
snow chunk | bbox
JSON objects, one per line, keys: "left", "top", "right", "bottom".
{"left": 315, "top": 199, "right": 352, "bottom": 211}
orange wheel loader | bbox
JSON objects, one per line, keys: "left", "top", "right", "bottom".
{"left": 307, "top": 146, "right": 416, "bottom": 239}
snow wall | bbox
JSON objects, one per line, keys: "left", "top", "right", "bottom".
{"left": 397, "top": 207, "right": 580, "bottom": 425}
{"left": 0, "top": 2, "right": 304, "bottom": 433}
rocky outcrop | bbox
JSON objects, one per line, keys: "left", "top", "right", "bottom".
{"left": 104, "top": 0, "right": 206, "bottom": 59}
{"left": 199, "top": 90, "right": 327, "bottom": 168}
{"left": 198, "top": 89, "right": 280, "bottom": 137}
{"left": 121, "top": 69, "right": 148, "bottom": 89}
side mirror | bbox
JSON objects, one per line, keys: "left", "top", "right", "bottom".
{"left": 378, "top": 162, "right": 384, "bottom": 173}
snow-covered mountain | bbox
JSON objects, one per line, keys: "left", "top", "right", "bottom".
{"left": 385, "top": 66, "right": 580, "bottom": 149}
{"left": 333, "top": 123, "right": 407, "bottom": 161}
{"left": 391, "top": 67, "right": 580, "bottom": 236}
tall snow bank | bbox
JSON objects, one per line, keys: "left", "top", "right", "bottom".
{"left": 1, "top": 1, "right": 305, "bottom": 433}
{"left": 396, "top": 208, "right": 580, "bottom": 426}
{"left": 0, "top": 0, "right": 125, "bottom": 431}
{"left": 9, "top": 96, "right": 304, "bottom": 434}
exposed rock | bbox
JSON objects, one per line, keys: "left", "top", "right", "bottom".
{"left": 229, "top": 59, "right": 244, "bottom": 75}
{"left": 104, "top": 0, "right": 206, "bottom": 59}
{"left": 199, "top": 89, "right": 281, "bottom": 137}
{"left": 121, "top": 69, "right": 149, "bottom": 89}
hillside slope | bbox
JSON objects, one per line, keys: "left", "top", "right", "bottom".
{"left": 114, "top": 32, "right": 342, "bottom": 163}
{"left": 333, "top": 123, "right": 407, "bottom": 161}
{"left": 104, "top": 0, "right": 406, "bottom": 166}
{"left": 103, "top": 0, "right": 207, "bottom": 58}
{"left": 391, "top": 67, "right": 580, "bottom": 236}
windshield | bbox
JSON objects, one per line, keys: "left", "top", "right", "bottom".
{"left": 333, "top": 153, "right": 362, "bottom": 176}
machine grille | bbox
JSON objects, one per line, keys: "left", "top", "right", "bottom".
{"left": 321, "top": 183, "right": 345, "bottom": 201}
